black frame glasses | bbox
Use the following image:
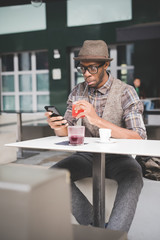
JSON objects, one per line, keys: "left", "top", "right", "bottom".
{"left": 77, "top": 63, "right": 105, "bottom": 75}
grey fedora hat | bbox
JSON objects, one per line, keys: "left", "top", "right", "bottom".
{"left": 74, "top": 40, "right": 113, "bottom": 62}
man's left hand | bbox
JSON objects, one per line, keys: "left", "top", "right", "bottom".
{"left": 74, "top": 100, "right": 100, "bottom": 125}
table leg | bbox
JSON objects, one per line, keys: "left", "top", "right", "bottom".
{"left": 93, "top": 153, "right": 105, "bottom": 228}
{"left": 16, "top": 113, "right": 23, "bottom": 158}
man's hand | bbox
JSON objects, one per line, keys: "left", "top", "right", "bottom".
{"left": 74, "top": 100, "right": 100, "bottom": 125}
{"left": 45, "top": 112, "right": 68, "bottom": 135}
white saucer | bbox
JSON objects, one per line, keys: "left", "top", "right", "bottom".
{"left": 97, "top": 139, "right": 117, "bottom": 144}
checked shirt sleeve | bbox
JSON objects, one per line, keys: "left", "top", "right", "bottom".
{"left": 122, "top": 85, "right": 147, "bottom": 139}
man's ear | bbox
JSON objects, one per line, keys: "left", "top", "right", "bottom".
{"left": 104, "top": 61, "right": 110, "bottom": 69}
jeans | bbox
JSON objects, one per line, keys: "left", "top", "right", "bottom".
{"left": 51, "top": 152, "right": 143, "bottom": 232}
{"left": 143, "top": 100, "right": 154, "bottom": 110}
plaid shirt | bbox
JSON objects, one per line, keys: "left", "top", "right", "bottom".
{"left": 64, "top": 73, "right": 147, "bottom": 139}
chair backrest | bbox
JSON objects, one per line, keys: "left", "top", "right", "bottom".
{"left": 0, "top": 164, "right": 73, "bottom": 240}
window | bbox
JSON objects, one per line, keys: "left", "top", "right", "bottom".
{"left": 18, "top": 52, "right": 31, "bottom": 71}
{"left": 0, "top": 50, "right": 49, "bottom": 112}
{"left": 2, "top": 54, "right": 14, "bottom": 71}
{"left": 2, "top": 75, "right": 15, "bottom": 92}
{"left": 116, "top": 44, "right": 134, "bottom": 84}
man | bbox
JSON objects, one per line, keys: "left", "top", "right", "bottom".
{"left": 133, "top": 78, "right": 146, "bottom": 99}
{"left": 133, "top": 77, "right": 153, "bottom": 110}
{"left": 45, "top": 40, "right": 147, "bottom": 232}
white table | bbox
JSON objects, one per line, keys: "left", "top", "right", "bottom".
{"left": 5, "top": 136, "right": 160, "bottom": 228}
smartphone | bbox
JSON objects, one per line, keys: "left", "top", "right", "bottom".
{"left": 44, "top": 106, "right": 61, "bottom": 117}
{"left": 44, "top": 105, "right": 67, "bottom": 125}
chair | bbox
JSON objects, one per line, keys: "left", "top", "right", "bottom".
{"left": 0, "top": 164, "right": 127, "bottom": 240}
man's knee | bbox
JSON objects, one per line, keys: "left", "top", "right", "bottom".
{"left": 117, "top": 167, "right": 143, "bottom": 190}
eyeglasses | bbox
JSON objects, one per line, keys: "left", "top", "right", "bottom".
{"left": 77, "top": 63, "right": 105, "bottom": 75}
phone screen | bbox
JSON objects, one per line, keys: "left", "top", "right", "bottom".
{"left": 44, "top": 106, "right": 67, "bottom": 125}
{"left": 44, "top": 106, "right": 60, "bottom": 117}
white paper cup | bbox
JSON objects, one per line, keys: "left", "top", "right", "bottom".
{"left": 99, "top": 128, "right": 111, "bottom": 142}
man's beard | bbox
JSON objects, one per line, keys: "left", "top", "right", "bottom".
{"left": 94, "top": 70, "right": 105, "bottom": 88}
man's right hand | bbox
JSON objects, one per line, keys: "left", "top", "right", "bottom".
{"left": 45, "top": 112, "right": 68, "bottom": 135}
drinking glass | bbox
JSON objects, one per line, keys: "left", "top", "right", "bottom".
{"left": 68, "top": 126, "right": 85, "bottom": 145}
{"left": 72, "top": 96, "right": 88, "bottom": 118}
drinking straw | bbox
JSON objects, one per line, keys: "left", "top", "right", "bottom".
{"left": 74, "top": 83, "right": 88, "bottom": 125}
{"left": 82, "top": 83, "right": 88, "bottom": 97}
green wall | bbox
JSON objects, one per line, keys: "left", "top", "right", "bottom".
{"left": 0, "top": 0, "right": 159, "bottom": 113}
